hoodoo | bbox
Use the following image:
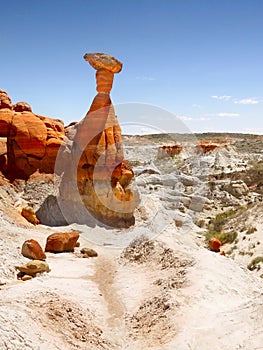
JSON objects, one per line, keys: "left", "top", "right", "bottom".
{"left": 58, "top": 53, "right": 138, "bottom": 227}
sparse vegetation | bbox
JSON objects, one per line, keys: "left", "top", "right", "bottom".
{"left": 239, "top": 250, "right": 253, "bottom": 257}
{"left": 205, "top": 230, "right": 238, "bottom": 245}
{"left": 196, "top": 219, "right": 205, "bottom": 228}
{"left": 207, "top": 207, "right": 246, "bottom": 234}
{"left": 203, "top": 206, "right": 247, "bottom": 245}
{"left": 247, "top": 256, "right": 263, "bottom": 271}
{"left": 246, "top": 226, "right": 257, "bottom": 235}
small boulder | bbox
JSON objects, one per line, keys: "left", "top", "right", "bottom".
{"left": 81, "top": 247, "right": 98, "bottom": 257}
{"left": 45, "top": 231, "right": 80, "bottom": 253}
{"left": 16, "top": 260, "right": 50, "bottom": 277}
{"left": 21, "top": 207, "right": 40, "bottom": 225}
{"left": 0, "top": 89, "right": 12, "bottom": 109}
{"left": 209, "top": 237, "right": 222, "bottom": 252}
{"left": 21, "top": 239, "right": 46, "bottom": 260}
{"left": 84, "top": 52, "right": 122, "bottom": 73}
{"left": 21, "top": 275, "right": 33, "bottom": 281}
{"left": 13, "top": 101, "right": 32, "bottom": 112}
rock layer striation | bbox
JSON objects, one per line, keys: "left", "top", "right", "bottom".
{"left": 59, "top": 53, "right": 138, "bottom": 227}
{"left": 0, "top": 89, "right": 65, "bottom": 180}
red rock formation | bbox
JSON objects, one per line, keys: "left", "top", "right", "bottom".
{"left": 0, "top": 89, "right": 65, "bottom": 180}
{"left": 0, "top": 109, "right": 13, "bottom": 137}
{"left": 45, "top": 231, "right": 80, "bottom": 253}
{"left": 157, "top": 145, "right": 183, "bottom": 159}
{"left": 83, "top": 52, "right": 122, "bottom": 73}
{"left": 13, "top": 101, "right": 32, "bottom": 112}
{"left": 197, "top": 141, "right": 227, "bottom": 153}
{"left": 59, "top": 53, "right": 138, "bottom": 227}
{"left": 22, "top": 239, "right": 46, "bottom": 260}
{"left": 209, "top": 237, "right": 222, "bottom": 252}
{"left": 0, "top": 89, "right": 12, "bottom": 109}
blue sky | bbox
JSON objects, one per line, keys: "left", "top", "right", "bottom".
{"left": 1, "top": 0, "right": 262, "bottom": 134}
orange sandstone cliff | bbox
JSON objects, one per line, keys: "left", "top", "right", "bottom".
{"left": 0, "top": 89, "right": 65, "bottom": 181}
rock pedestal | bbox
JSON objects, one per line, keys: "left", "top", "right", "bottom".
{"left": 59, "top": 53, "right": 138, "bottom": 227}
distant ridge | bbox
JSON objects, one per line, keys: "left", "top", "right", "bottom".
{"left": 123, "top": 132, "right": 262, "bottom": 143}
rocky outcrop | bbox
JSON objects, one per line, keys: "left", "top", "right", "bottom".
{"left": 0, "top": 89, "right": 12, "bottom": 109}
{"left": 223, "top": 180, "right": 249, "bottom": 198}
{"left": 0, "top": 89, "right": 65, "bottom": 180}
{"left": 13, "top": 102, "right": 32, "bottom": 112}
{"left": 22, "top": 239, "right": 46, "bottom": 260}
{"left": 58, "top": 53, "right": 138, "bottom": 227}
{"left": 45, "top": 231, "right": 80, "bottom": 253}
{"left": 1, "top": 53, "right": 138, "bottom": 228}
{"left": 157, "top": 145, "right": 183, "bottom": 159}
{"left": 197, "top": 141, "right": 227, "bottom": 153}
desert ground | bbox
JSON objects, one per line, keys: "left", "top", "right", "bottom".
{"left": 1, "top": 133, "right": 263, "bottom": 350}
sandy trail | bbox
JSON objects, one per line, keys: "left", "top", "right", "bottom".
{"left": 89, "top": 255, "right": 126, "bottom": 328}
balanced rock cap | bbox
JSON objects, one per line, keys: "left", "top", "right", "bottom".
{"left": 84, "top": 53, "right": 122, "bottom": 73}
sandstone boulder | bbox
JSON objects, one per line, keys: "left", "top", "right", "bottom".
{"left": 21, "top": 207, "right": 40, "bottom": 225}
{"left": 209, "top": 237, "right": 222, "bottom": 252}
{"left": 0, "top": 109, "right": 13, "bottom": 137}
{"left": 84, "top": 52, "right": 122, "bottom": 73}
{"left": 21, "top": 239, "right": 46, "bottom": 260}
{"left": 16, "top": 260, "right": 50, "bottom": 276}
{"left": 12, "top": 112, "right": 47, "bottom": 159}
{"left": 45, "top": 231, "right": 80, "bottom": 253}
{"left": 13, "top": 101, "right": 32, "bottom": 112}
{"left": 0, "top": 89, "right": 12, "bottom": 109}
{"left": 80, "top": 247, "right": 98, "bottom": 257}
{"left": 0, "top": 91, "right": 65, "bottom": 180}
{"left": 21, "top": 275, "right": 33, "bottom": 281}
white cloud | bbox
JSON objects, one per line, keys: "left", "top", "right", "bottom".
{"left": 177, "top": 115, "right": 211, "bottom": 122}
{"left": 211, "top": 95, "right": 231, "bottom": 101}
{"left": 177, "top": 115, "right": 193, "bottom": 121}
{"left": 217, "top": 112, "right": 240, "bottom": 117}
{"left": 234, "top": 98, "right": 260, "bottom": 105}
{"left": 206, "top": 113, "right": 240, "bottom": 118}
{"left": 199, "top": 117, "right": 211, "bottom": 121}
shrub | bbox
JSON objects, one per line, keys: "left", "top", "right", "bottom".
{"left": 205, "top": 230, "right": 238, "bottom": 245}
{"left": 207, "top": 208, "right": 240, "bottom": 233}
{"left": 246, "top": 226, "right": 257, "bottom": 235}
{"left": 196, "top": 219, "right": 205, "bottom": 228}
{"left": 247, "top": 256, "right": 263, "bottom": 271}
